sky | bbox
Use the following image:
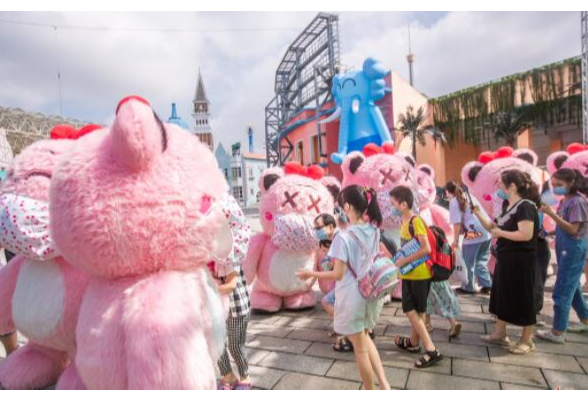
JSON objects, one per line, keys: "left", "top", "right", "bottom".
{"left": 0, "top": 11, "right": 582, "bottom": 152}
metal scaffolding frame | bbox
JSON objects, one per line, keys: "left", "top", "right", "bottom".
{"left": 264, "top": 12, "right": 341, "bottom": 167}
{"left": 0, "top": 105, "right": 91, "bottom": 154}
{"left": 582, "top": 11, "right": 588, "bottom": 144}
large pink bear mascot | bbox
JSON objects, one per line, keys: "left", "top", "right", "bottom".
{"left": 461, "top": 146, "right": 545, "bottom": 220}
{"left": 0, "top": 125, "right": 97, "bottom": 390}
{"left": 48, "top": 96, "right": 229, "bottom": 389}
{"left": 341, "top": 143, "right": 419, "bottom": 301}
{"left": 547, "top": 142, "right": 588, "bottom": 179}
{"left": 341, "top": 143, "right": 419, "bottom": 234}
{"left": 244, "top": 162, "right": 334, "bottom": 312}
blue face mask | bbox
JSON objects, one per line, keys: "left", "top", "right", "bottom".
{"left": 315, "top": 228, "right": 328, "bottom": 241}
{"left": 336, "top": 208, "right": 348, "bottom": 224}
{"left": 496, "top": 189, "right": 509, "bottom": 201}
{"left": 553, "top": 186, "right": 569, "bottom": 196}
{"left": 392, "top": 207, "right": 403, "bottom": 217}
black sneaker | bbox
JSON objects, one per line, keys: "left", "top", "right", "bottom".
{"left": 480, "top": 287, "right": 492, "bottom": 295}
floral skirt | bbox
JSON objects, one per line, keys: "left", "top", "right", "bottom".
{"left": 426, "top": 280, "right": 460, "bottom": 318}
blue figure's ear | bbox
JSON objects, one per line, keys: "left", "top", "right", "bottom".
{"left": 363, "top": 58, "right": 387, "bottom": 80}
{"left": 370, "top": 79, "right": 386, "bottom": 101}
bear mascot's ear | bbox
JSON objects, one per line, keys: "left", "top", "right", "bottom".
{"left": 418, "top": 164, "right": 435, "bottom": 180}
{"left": 546, "top": 151, "right": 570, "bottom": 175}
{"left": 513, "top": 148, "right": 538, "bottom": 166}
{"left": 259, "top": 167, "right": 284, "bottom": 193}
{"left": 461, "top": 161, "right": 484, "bottom": 189}
{"left": 395, "top": 151, "right": 415, "bottom": 168}
{"left": 341, "top": 151, "right": 365, "bottom": 177}
{"left": 320, "top": 176, "right": 342, "bottom": 203}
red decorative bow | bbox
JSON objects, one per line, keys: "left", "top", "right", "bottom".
{"left": 477, "top": 146, "right": 514, "bottom": 164}
{"left": 363, "top": 142, "right": 396, "bottom": 157}
{"left": 284, "top": 162, "right": 325, "bottom": 180}
{"left": 50, "top": 124, "right": 102, "bottom": 141}
{"left": 567, "top": 143, "right": 588, "bottom": 155}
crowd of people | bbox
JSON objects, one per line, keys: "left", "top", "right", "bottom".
{"left": 2, "top": 163, "right": 588, "bottom": 390}
{"left": 297, "top": 168, "right": 588, "bottom": 389}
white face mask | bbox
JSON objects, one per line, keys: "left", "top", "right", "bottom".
{"left": 0, "top": 193, "right": 57, "bottom": 260}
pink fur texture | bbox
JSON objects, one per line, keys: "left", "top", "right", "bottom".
{"left": 49, "top": 97, "right": 229, "bottom": 389}
{"left": 0, "top": 138, "right": 91, "bottom": 390}
{"left": 416, "top": 164, "right": 454, "bottom": 242}
{"left": 546, "top": 144, "right": 588, "bottom": 177}
{"left": 461, "top": 148, "right": 543, "bottom": 219}
{"left": 341, "top": 150, "right": 419, "bottom": 232}
{"left": 244, "top": 168, "right": 334, "bottom": 312}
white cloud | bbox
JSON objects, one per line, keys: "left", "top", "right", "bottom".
{"left": 0, "top": 11, "right": 582, "bottom": 152}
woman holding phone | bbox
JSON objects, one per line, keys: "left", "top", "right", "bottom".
{"left": 444, "top": 181, "right": 493, "bottom": 294}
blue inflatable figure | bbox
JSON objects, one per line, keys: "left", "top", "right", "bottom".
{"left": 320, "top": 57, "right": 393, "bottom": 164}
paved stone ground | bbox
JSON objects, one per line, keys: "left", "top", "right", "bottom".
{"left": 2, "top": 214, "right": 588, "bottom": 390}
{"left": 239, "top": 214, "right": 588, "bottom": 390}
{"left": 241, "top": 284, "right": 588, "bottom": 390}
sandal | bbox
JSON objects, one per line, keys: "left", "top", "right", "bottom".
{"left": 368, "top": 330, "right": 375, "bottom": 340}
{"left": 327, "top": 330, "right": 338, "bottom": 338}
{"left": 415, "top": 349, "right": 443, "bottom": 368}
{"left": 481, "top": 334, "right": 511, "bottom": 346}
{"left": 332, "top": 336, "right": 354, "bottom": 352}
{"left": 394, "top": 335, "right": 421, "bottom": 353}
{"left": 425, "top": 324, "right": 434, "bottom": 333}
{"left": 509, "top": 341, "right": 536, "bottom": 355}
{"left": 449, "top": 323, "right": 462, "bottom": 339}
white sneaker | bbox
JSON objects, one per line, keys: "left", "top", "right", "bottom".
{"left": 567, "top": 323, "right": 588, "bottom": 333}
{"left": 535, "top": 329, "right": 565, "bottom": 344}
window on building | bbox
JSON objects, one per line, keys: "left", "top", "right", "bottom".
{"left": 310, "top": 135, "right": 321, "bottom": 164}
{"left": 231, "top": 167, "right": 242, "bottom": 179}
{"left": 232, "top": 186, "right": 243, "bottom": 203}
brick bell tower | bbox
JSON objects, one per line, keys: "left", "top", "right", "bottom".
{"left": 192, "top": 69, "right": 214, "bottom": 151}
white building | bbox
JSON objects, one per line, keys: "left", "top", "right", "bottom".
{"left": 217, "top": 142, "right": 266, "bottom": 208}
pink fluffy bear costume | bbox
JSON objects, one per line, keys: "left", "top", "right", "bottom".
{"left": 0, "top": 125, "right": 98, "bottom": 390}
{"left": 340, "top": 143, "right": 420, "bottom": 236}
{"left": 244, "top": 162, "right": 335, "bottom": 312}
{"left": 48, "top": 96, "right": 229, "bottom": 389}
{"left": 461, "top": 146, "right": 547, "bottom": 220}
{"left": 547, "top": 142, "right": 588, "bottom": 181}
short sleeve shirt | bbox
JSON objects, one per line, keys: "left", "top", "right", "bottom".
{"left": 399, "top": 216, "right": 432, "bottom": 280}
{"left": 495, "top": 200, "right": 538, "bottom": 253}
{"left": 557, "top": 195, "right": 588, "bottom": 239}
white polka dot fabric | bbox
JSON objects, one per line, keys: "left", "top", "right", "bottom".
{"left": 0, "top": 193, "right": 57, "bottom": 260}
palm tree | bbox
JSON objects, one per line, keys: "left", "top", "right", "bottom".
{"left": 492, "top": 108, "right": 531, "bottom": 147}
{"left": 396, "top": 105, "right": 446, "bottom": 162}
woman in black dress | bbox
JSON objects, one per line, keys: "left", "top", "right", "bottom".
{"left": 473, "top": 170, "right": 540, "bottom": 355}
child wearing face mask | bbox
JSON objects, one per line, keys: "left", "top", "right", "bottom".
{"left": 314, "top": 213, "right": 355, "bottom": 351}
{"left": 536, "top": 168, "right": 588, "bottom": 343}
{"left": 315, "top": 213, "right": 338, "bottom": 319}
{"left": 389, "top": 186, "right": 443, "bottom": 369}
{"left": 212, "top": 194, "right": 253, "bottom": 390}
